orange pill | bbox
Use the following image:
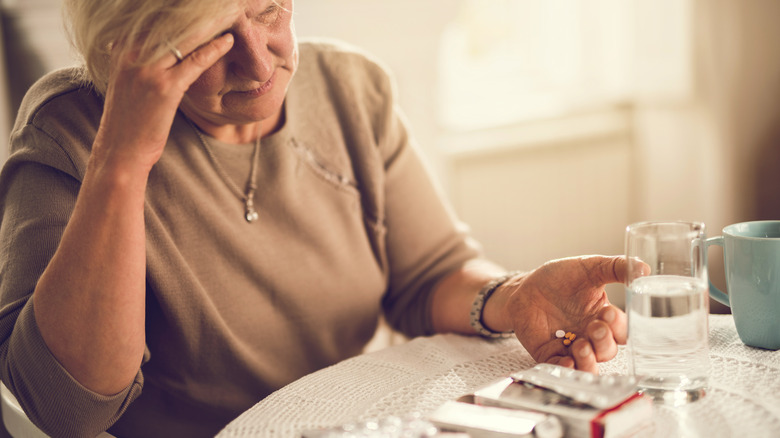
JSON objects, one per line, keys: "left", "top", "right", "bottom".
{"left": 563, "top": 339, "right": 572, "bottom": 346}
{"left": 568, "top": 333, "right": 577, "bottom": 341}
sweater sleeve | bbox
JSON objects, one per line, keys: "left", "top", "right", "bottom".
{"left": 0, "top": 131, "right": 144, "bottom": 436}
{"left": 373, "top": 74, "right": 483, "bottom": 337}
{"left": 294, "top": 41, "right": 484, "bottom": 338}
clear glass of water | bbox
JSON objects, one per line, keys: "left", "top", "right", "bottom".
{"left": 625, "top": 221, "right": 710, "bottom": 406}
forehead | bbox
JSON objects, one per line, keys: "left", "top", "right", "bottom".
{"left": 241, "top": 0, "right": 287, "bottom": 14}
{"left": 212, "top": 0, "right": 289, "bottom": 30}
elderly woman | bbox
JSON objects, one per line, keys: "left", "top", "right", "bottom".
{"left": 0, "top": 0, "right": 629, "bottom": 436}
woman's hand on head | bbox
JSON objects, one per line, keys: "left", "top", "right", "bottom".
{"left": 484, "top": 255, "right": 630, "bottom": 374}
{"left": 93, "top": 30, "right": 235, "bottom": 173}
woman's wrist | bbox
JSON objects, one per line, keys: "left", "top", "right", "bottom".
{"left": 470, "top": 272, "right": 521, "bottom": 338}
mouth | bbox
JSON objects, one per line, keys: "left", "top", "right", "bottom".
{"left": 232, "top": 70, "right": 277, "bottom": 97}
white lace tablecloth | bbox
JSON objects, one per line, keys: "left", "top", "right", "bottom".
{"left": 217, "top": 315, "right": 780, "bottom": 437}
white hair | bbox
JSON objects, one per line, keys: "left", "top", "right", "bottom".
{"left": 62, "top": 0, "right": 245, "bottom": 94}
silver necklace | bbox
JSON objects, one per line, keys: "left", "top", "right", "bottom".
{"left": 188, "top": 119, "right": 261, "bottom": 223}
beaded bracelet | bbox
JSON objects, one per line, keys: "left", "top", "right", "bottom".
{"left": 469, "top": 272, "right": 519, "bottom": 339}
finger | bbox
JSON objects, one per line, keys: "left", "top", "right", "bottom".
{"left": 571, "top": 338, "right": 599, "bottom": 374}
{"left": 586, "top": 319, "right": 618, "bottom": 362}
{"left": 166, "top": 12, "right": 237, "bottom": 66}
{"left": 175, "top": 33, "right": 235, "bottom": 84}
{"left": 177, "top": 12, "right": 237, "bottom": 53}
{"left": 599, "top": 305, "right": 627, "bottom": 344}
{"left": 164, "top": 42, "right": 186, "bottom": 67}
{"left": 627, "top": 257, "right": 652, "bottom": 282}
{"left": 590, "top": 255, "right": 628, "bottom": 285}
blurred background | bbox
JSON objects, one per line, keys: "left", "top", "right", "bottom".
{"left": 3, "top": 0, "right": 780, "bottom": 311}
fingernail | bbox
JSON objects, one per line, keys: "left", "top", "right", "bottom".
{"left": 603, "top": 307, "right": 616, "bottom": 323}
{"left": 577, "top": 344, "right": 592, "bottom": 358}
{"left": 592, "top": 327, "right": 607, "bottom": 340}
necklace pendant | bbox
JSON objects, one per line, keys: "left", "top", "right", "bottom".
{"left": 244, "top": 191, "right": 259, "bottom": 223}
{"left": 245, "top": 207, "right": 259, "bottom": 223}
{"left": 189, "top": 119, "right": 262, "bottom": 224}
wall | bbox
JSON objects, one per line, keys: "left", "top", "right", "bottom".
{"left": 628, "top": 0, "right": 780, "bottom": 311}
{"left": 443, "top": 108, "right": 634, "bottom": 306}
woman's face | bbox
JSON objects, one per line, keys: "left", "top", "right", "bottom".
{"left": 180, "top": 0, "right": 297, "bottom": 139}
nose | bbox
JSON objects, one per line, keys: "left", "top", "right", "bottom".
{"left": 227, "top": 23, "right": 274, "bottom": 83}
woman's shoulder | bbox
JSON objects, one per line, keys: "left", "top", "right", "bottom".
{"left": 14, "top": 66, "right": 101, "bottom": 134}
{"left": 8, "top": 66, "right": 102, "bottom": 179}
{"left": 293, "top": 38, "right": 398, "bottom": 120}
{"left": 297, "top": 38, "right": 395, "bottom": 90}
{"left": 298, "top": 38, "right": 381, "bottom": 62}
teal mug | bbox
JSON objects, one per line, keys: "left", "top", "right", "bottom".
{"left": 707, "top": 221, "right": 780, "bottom": 350}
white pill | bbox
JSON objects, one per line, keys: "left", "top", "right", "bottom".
{"left": 555, "top": 330, "right": 565, "bottom": 338}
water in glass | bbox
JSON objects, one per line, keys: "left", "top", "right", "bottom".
{"left": 627, "top": 274, "right": 710, "bottom": 405}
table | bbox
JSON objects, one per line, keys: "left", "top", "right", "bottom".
{"left": 217, "top": 315, "right": 780, "bottom": 437}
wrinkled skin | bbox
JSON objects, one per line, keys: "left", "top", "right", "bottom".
{"left": 492, "top": 256, "right": 642, "bottom": 373}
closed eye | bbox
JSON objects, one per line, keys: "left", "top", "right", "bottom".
{"left": 254, "top": 1, "right": 289, "bottom": 25}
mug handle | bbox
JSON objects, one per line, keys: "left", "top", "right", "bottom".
{"left": 705, "top": 236, "right": 731, "bottom": 307}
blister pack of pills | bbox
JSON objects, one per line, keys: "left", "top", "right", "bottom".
{"left": 510, "top": 364, "right": 639, "bottom": 409}
{"left": 428, "top": 400, "right": 563, "bottom": 438}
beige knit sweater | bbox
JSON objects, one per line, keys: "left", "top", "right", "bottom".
{"left": 0, "top": 40, "right": 480, "bottom": 437}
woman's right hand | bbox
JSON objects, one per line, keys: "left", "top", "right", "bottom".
{"left": 31, "top": 24, "right": 234, "bottom": 398}
{"left": 93, "top": 29, "right": 235, "bottom": 174}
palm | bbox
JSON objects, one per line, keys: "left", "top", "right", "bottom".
{"left": 506, "top": 257, "right": 620, "bottom": 365}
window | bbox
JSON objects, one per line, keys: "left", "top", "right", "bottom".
{"left": 438, "top": 0, "right": 643, "bottom": 131}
